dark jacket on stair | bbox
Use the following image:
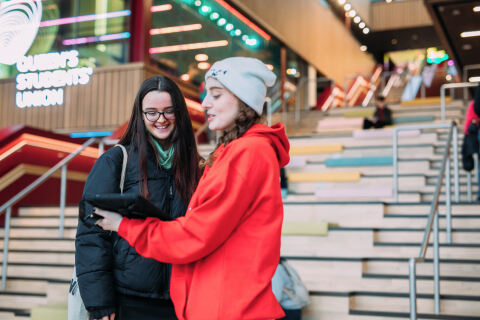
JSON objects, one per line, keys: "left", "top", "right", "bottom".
{"left": 75, "top": 144, "right": 187, "bottom": 319}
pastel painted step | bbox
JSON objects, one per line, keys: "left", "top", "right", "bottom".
{"left": 325, "top": 156, "right": 393, "bottom": 167}
{"left": 392, "top": 115, "right": 435, "bottom": 124}
{"left": 288, "top": 172, "right": 361, "bottom": 182}
{"left": 352, "top": 129, "right": 421, "bottom": 139}
{"left": 315, "top": 186, "right": 392, "bottom": 199}
{"left": 289, "top": 144, "right": 343, "bottom": 155}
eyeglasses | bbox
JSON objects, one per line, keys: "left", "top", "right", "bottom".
{"left": 143, "top": 109, "right": 175, "bottom": 122}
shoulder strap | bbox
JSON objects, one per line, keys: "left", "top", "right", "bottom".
{"left": 115, "top": 144, "right": 128, "bottom": 194}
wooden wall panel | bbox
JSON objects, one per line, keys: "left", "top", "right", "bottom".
{"left": 0, "top": 63, "right": 199, "bottom": 133}
{"left": 230, "top": 0, "right": 376, "bottom": 84}
{"left": 371, "top": 0, "right": 432, "bottom": 31}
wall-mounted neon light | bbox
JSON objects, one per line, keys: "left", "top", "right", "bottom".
{"left": 39, "top": 10, "right": 131, "bottom": 27}
{"left": 214, "top": 0, "right": 270, "bottom": 40}
{"left": 150, "top": 24, "right": 202, "bottom": 35}
{"left": 63, "top": 32, "right": 130, "bottom": 46}
{"left": 149, "top": 40, "right": 228, "bottom": 54}
{"left": 151, "top": 4, "right": 173, "bottom": 12}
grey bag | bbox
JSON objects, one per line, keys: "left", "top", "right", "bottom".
{"left": 68, "top": 267, "right": 89, "bottom": 320}
{"left": 67, "top": 145, "right": 128, "bottom": 320}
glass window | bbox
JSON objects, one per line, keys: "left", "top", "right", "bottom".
{"left": 0, "top": 0, "right": 131, "bottom": 80}
{"left": 149, "top": 0, "right": 281, "bottom": 86}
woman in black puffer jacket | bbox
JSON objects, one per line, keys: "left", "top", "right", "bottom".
{"left": 75, "top": 76, "right": 202, "bottom": 320}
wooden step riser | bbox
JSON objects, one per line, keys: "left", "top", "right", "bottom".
{"left": 351, "top": 295, "right": 480, "bottom": 317}
{"left": 286, "top": 162, "right": 430, "bottom": 175}
{"left": 0, "top": 295, "right": 45, "bottom": 310}
{"left": 0, "top": 265, "right": 72, "bottom": 281}
{"left": 0, "top": 229, "right": 77, "bottom": 239}
{"left": 386, "top": 204, "right": 480, "bottom": 214}
{"left": 10, "top": 219, "right": 77, "bottom": 228}
{"left": 0, "top": 240, "right": 74, "bottom": 251}
{"left": 284, "top": 193, "right": 421, "bottom": 202}
{"left": 18, "top": 207, "right": 78, "bottom": 217}
{"left": 284, "top": 208, "right": 480, "bottom": 228}
{"left": 282, "top": 239, "right": 480, "bottom": 259}
{"left": 364, "top": 261, "right": 480, "bottom": 277}
{"left": 0, "top": 252, "right": 74, "bottom": 265}
{"left": 374, "top": 231, "right": 480, "bottom": 243}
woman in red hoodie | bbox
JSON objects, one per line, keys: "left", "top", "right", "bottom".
{"left": 96, "top": 57, "right": 290, "bottom": 320}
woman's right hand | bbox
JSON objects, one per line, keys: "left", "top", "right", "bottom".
{"left": 95, "top": 313, "right": 115, "bottom": 320}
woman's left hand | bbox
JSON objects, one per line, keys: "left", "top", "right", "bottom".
{"left": 94, "top": 208, "right": 123, "bottom": 232}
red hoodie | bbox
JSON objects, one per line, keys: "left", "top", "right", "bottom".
{"left": 118, "top": 123, "right": 290, "bottom": 320}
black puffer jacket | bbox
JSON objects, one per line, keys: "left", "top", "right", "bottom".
{"left": 75, "top": 144, "right": 187, "bottom": 319}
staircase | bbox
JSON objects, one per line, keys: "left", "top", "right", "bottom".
{"left": 0, "top": 207, "right": 75, "bottom": 319}
{"left": 279, "top": 100, "right": 480, "bottom": 319}
{"left": 1, "top": 98, "right": 478, "bottom": 319}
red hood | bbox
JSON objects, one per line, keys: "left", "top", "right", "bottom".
{"left": 243, "top": 123, "right": 290, "bottom": 167}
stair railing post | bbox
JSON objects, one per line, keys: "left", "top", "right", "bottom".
{"left": 409, "top": 257, "right": 417, "bottom": 320}
{"left": 1, "top": 207, "right": 11, "bottom": 291}
{"left": 433, "top": 211, "right": 440, "bottom": 314}
{"left": 59, "top": 164, "right": 67, "bottom": 239}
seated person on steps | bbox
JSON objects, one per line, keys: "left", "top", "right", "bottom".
{"left": 363, "top": 95, "right": 392, "bottom": 129}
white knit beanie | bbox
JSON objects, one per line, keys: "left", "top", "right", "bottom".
{"left": 205, "top": 57, "right": 276, "bottom": 115}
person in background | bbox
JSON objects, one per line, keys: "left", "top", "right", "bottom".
{"left": 363, "top": 95, "right": 392, "bottom": 129}
{"left": 75, "top": 75, "right": 202, "bottom": 320}
{"left": 94, "top": 57, "right": 290, "bottom": 320}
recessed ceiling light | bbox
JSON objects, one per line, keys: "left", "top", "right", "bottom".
{"left": 353, "top": 16, "right": 361, "bottom": 23}
{"left": 197, "top": 62, "right": 211, "bottom": 70}
{"left": 445, "top": 74, "right": 452, "bottom": 81}
{"left": 461, "top": 30, "right": 480, "bottom": 38}
{"left": 349, "top": 10, "right": 356, "bottom": 17}
{"left": 195, "top": 53, "right": 209, "bottom": 61}
{"left": 363, "top": 28, "right": 370, "bottom": 34}
{"left": 452, "top": 9, "right": 461, "bottom": 16}
{"left": 391, "top": 38, "right": 398, "bottom": 45}
{"left": 344, "top": 3, "right": 351, "bottom": 11}
{"left": 180, "top": 74, "right": 190, "bottom": 81}
{"left": 462, "top": 44, "right": 472, "bottom": 50}
{"left": 338, "top": 0, "right": 346, "bottom": 4}
{"left": 359, "top": 22, "right": 366, "bottom": 29}
{"left": 360, "top": 45, "right": 367, "bottom": 51}
{"left": 469, "top": 76, "right": 480, "bottom": 82}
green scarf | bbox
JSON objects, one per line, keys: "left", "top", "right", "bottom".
{"left": 149, "top": 134, "right": 175, "bottom": 169}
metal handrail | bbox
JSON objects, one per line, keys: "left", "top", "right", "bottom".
{"left": 408, "top": 122, "right": 457, "bottom": 320}
{"left": 462, "top": 64, "right": 480, "bottom": 100}
{"left": 343, "top": 73, "right": 371, "bottom": 107}
{"left": 0, "top": 137, "right": 98, "bottom": 290}
{"left": 393, "top": 122, "right": 459, "bottom": 203}
{"left": 440, "top": 82, "right": 479, "bottom": 122}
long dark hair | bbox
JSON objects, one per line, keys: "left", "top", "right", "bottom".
{"left": 205, "top": 101, "right": 262, "bottom": 167}
{"left": 119, "top": 75, "right": 201, "bottom": 202}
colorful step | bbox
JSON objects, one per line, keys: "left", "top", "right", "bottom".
{"left": 315, "top": 186, "right": 393, "bottom": 199}
{"left": 285, "top": 156, "right": 307, "bottom": 168}
{"left": 392, "top": 115, "right": 435, "bottom": 124}
{"left": 343, "top": 109, "right": 374, "bottom": 118}
{"left": 401, "top": 96, "right": 452, "bottom": 106}
{"left": 352, "top": 128, "right": 421, "bottom": 139}
{"left": 282, "top": 221, "right": 329, "bottom": 236}
{"left": 317, "top": 118, "right": 364, "bottom": 130}
{"left": 288, "top": 172, "right": 361, "bottom": 182}
{"left": 325, "top": 156, "right": 393, "bottom": 167}
{"left": 290, "top": 144, "right": 343, "bottom": 155}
